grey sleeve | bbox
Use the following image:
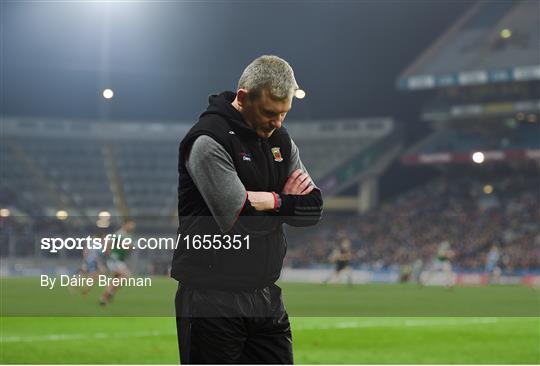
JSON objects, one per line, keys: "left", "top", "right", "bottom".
{"left": 186, "top": 135, "right": 247, "bottom": 232}
{"left": 279, "top": 138, "right": 323, "bottom": 227}
{"left": 288, "top": 139, "right": 317, "bottom": 187}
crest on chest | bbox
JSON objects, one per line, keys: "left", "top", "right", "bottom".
{"left": 271, "top": 147, "right": 283, "bottom": 162}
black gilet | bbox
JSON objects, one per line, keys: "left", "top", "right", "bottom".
{"left": 171, "top": 91, "right": 292, "bottom": 290}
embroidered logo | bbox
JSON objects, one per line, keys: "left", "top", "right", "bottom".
{"left": 239, "top": 152, "right": 252, "bottom": 162}
{"left": 271, "top": 147, "right": 283, "bottom": 162}
{"left": 228, "top": 130, "right": 235, "bottom": 135}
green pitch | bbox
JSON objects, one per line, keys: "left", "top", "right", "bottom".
{"left": 1, "top": 278, "right": 539, "bottom": 364}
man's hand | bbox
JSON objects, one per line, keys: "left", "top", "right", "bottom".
{"left": 246, "top": 169, "right": 314, "bottom": 211}
{"left": 282, "top": 169, "right": 314, "bottom": 195}
{"left": 247, "top": 191, "right": 276, "bottom": 211}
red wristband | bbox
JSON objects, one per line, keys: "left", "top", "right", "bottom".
{"left": 271, "top": 192, "right": 279, "bottom": 210}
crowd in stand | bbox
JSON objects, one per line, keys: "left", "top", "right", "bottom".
{"left": 2, "top": 165, "right": 539, "bottom": 273}
{"left": 285, "top": 166, "right": 539, "bottom": 272}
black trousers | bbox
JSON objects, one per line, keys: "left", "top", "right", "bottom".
{"left": 175, "top": 284, "right": 293, "bottom": 364}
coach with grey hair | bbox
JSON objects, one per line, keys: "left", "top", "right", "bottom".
{"left": 171, "top": 55, "right": 323, "bottom": 364}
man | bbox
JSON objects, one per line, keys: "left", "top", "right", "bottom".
{"left": 75, "top": 235, "right": 107, "bottom": 297}
{"left": 422, "top": 240, "right": 455, "bottom": 288}
{"left": 99, "top": 220, "right": 135, "bottom": 306}
{"left": 171, "top": 55, "right": 323, "bottom": 364}
{"left": 485, "top": 244, "right": 501, "bottom": 284}
{"left": 323, "top": 232, "right": 354, "bottom": 285}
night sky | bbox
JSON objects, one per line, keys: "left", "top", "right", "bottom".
{"left": 2, "top": 1, "right": 471, "bottom": 122}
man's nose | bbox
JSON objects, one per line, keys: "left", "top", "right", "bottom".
{"left": 271, "top": 117, "right": 283, "bottom": 129}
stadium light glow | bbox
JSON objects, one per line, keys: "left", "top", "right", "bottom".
{"left": 56, "top": 210, "right": 69, "bottom": 220}
{"left": 0, "top": 208, "right": 11, "bottom": 217}
{"left": 102, "top": 88, "right": 114, "bottom": 99}
{"left": 295, "top": 89, "right": 306, "bottom": 99}
{"left": 96, "top": 218, "right": 110, "bottom": 228}
{"left": 483, "top": 185, "right": 493, "bottom": 195}
{"left": 472, "top": 152, "right": 485, "bottom": 164}
{"left": 98, "top": 210, "right": 111, "bottom": 219}
{"left": 500, "top": 29, "right": 512, "bottom": 39}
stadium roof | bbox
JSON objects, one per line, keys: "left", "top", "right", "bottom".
{"left": 397, "top": 0, "right": 540, "bottom": 90}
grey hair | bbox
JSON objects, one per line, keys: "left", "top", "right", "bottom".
{"left": 237, "top": 55, "right": 298, "bottom": 100}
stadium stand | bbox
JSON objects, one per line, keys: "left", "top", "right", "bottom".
{"left": 411, "top": 118, "right": 539, "bottom": 154}
{"left": 398, "top": 0, "right": 540, "bottom": 90}
{"left": 1, "top": 116, "right": 392, "bottom": 258}
{"left": 277, "top": 0, "right": 539, "bottom": 275}
{"left": 2, "top": 0, "right": 537, "bottom": 278}
{"left": 286, "top": 118, "right": 394, "bottom": 179}
{"left": 285, "top": 163, "right": 539, "bottom": 272}
{"left": 113, "top": 140, "right": 178, "bottom": 218}
{"left": 380, "top": 0, "right": 539, "bottom": 275}
{"left": 398, "top": 0, "right": 538, "bottom": 166}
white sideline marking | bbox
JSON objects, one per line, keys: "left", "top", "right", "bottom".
{"left": 293, "top": 318, "right": 500, "bottom": 330}
{"left": 0, "top": 318, "right": 500, "bottom": 343}
{"left": 1, "top": 330, "right": 176, "bottom": 343}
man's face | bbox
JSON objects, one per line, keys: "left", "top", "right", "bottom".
{"left": 242, "top": 88, "right": 292, "bottom": 138}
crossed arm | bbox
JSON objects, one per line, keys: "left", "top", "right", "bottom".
{"left": 246, "top": 169, "right": 314, "bottom": 211}
{"left": 186, "top": 135, "right": 323, "bottom": 233}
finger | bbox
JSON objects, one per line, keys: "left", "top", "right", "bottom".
{"left": 284, "top": 170, "right": 309, "bottom": 194}
{"left": 288, "top": 169, "right": 303, "bottom": 182}
{"left": 295, "top": 172, "right": 310, "bottom": 184}
{"left": 300, "top": 184, "right": 314, "bottom": 195}
{"left": 284, "top": 174, "right": 303, "bottom": 194}
{"left": 290, "top": 172, "right": 308, "bottom": 188}
{"left": 282, "top": 176, "right": 296, "bottom": 193}
{"left": 283, "top": 170, "right": 302, "bottom": 189}
{"left": 292, "top": 173, "right": 310, "bottom": 190}
{"left": 296, "top": 176, "right": 312, "bottom": 193}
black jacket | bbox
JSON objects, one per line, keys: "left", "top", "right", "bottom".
{"left": 171, "top": 91, "right": 323, "bottom": 290}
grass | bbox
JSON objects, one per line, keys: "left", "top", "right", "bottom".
{"left": 1, "top": 277, "right": 539, "bottom": 364}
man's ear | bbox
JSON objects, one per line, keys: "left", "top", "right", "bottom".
{"left": 236, "top": 89, "right": 249, "bottom": 108}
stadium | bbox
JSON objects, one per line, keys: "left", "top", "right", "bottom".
{"left": 1, "top": 1, "right": 539, "bottom": 364}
